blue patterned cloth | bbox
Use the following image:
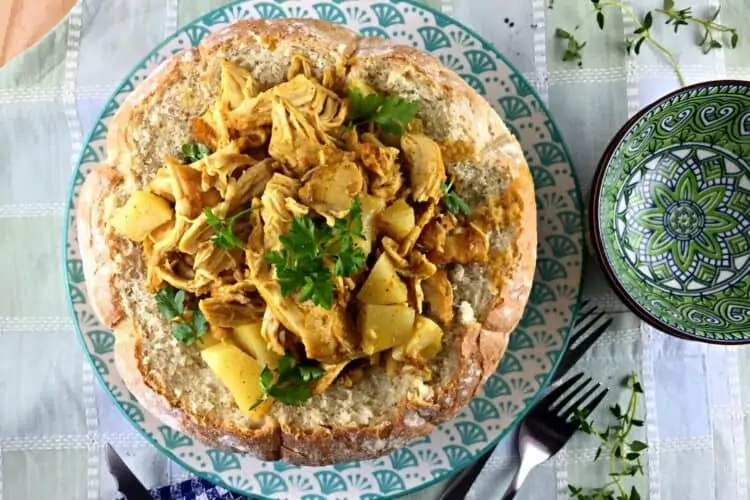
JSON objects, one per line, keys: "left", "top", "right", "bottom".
{"left": 139, "top": 478, "right": 248, "bottom": 499}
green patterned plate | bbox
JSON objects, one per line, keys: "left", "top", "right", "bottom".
{"left": 63, "top": 1, "right": 584, "bottom": 497}
{"left": 592, "top": 80, "right": 750, "bottom": 344}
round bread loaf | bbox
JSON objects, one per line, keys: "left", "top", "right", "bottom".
{"left": 77, "top": 19, "right": 536, "bottom": 465}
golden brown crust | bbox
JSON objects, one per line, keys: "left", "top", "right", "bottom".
{"left": 77, "top": 164, "right": 126, "bottom": 328}
{"left": 114, "top": 318, "right": 284, "bottom": 461}
{"left": 78, "top": 19, "right": 537, "bottom": 465}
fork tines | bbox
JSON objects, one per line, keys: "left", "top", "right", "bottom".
{"left": 537, "top": 372, "right": 609, "bottom": 423}
{"left": 553, "top": 302, "right": 613, "bottom": 380}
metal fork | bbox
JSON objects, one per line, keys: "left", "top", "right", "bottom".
{"left": 498, "top": 373, "right": 608, "bottom": 499}
{"left": 439, "top": 302, "right": 611, "bottom": 499}
{"left": 551, "top": 301, "right": 612, "bottom": 381}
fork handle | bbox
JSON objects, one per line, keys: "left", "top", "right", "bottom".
{"left": 500, "top": 453, "right": 539, "bottom": 500}
{"left": 499, "top": 469, "right": 520, "bottom": 500}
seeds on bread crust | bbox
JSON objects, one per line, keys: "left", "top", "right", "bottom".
{"left": 77, "top": 19, "right": 536, "bottom": 465}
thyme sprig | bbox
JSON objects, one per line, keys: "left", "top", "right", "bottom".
{"left": 555, "top": 0, "right": 739, "bottom": 86}
{"left": 567, "top": 373, "right": 647, "bottom": 500}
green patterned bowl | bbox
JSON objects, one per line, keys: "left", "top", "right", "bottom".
{"left": 591, "top": 80, "right": 750, "bottom": 344}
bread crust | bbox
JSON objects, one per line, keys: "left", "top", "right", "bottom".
{"left": 77, "top": 19, "right": 536, "bottom": 465}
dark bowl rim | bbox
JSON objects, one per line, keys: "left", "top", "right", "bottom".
{"left": 589, "top": 78, "right": 750, "bottom": 345}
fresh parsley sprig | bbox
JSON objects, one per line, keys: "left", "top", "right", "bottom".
{"left": 204, "top": 207, "right": 253, "bottom": 250}
{"left": 346, "top": 89, "right": 419, "bottom": 135}
{"left": 250, "top": 352, "right": 325, "bottom": 408}
{"left": 265, "top": 198, "right": 366, "bottom": 309}
{"left": 154, "top": 286, "right": 208, "bottom": 344}
{"left": 441, "top": 180, "right": 472, "bottom": 216}
{"left": 178, "top": 141, "right": 212, "bottom": 163}
{"left": 568, "top": 373, "right": 647, "bottom": 500}
{"left": 556, "top": 0, "right": 739, "bottom": 86}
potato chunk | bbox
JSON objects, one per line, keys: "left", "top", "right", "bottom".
{"left": 201, "top": 343, "right": 272, "bottom": 418}
{"left": 195, "top": 331, "right": 221, "bottom": 350}
{"left": 232, "top": 323, "right": 278, "bottom": 370}
{"left": 378, "top": 198, "right": 415, "bottom": 241}
{"left": 357, "top": 253, "right": 408, "bottom": 305}
{"left": 404, "top": 315, "right": 444, "bottom": 362}
{"left": 110, "top": 190, "right": 173, "bottom": 242}
{"left": 359, "top": 304, "right": 416, "bottom": 355}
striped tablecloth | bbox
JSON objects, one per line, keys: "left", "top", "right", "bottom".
{"left": 2, "top": 1, "right": 750, "bottom": 499}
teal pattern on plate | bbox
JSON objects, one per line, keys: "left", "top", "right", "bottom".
{"left": 62, "top": 0, "right": 584, "bottom": 498}
{"left": 599, "top": 82, "right": 750, "bottom": 342}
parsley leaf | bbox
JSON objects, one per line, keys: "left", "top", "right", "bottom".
{"left": 441, "top": 181, "right": 472, "bottom": 216}
{"left": 192, "top": 309, "right": 208, "bottom": 337}
{"left": 178, "top": 142, "right": 212, "bottom": 163}
{"left": 250, "top": 352, "right": 325, "bottom": 409}
{"left": 170, "top": 309, "right": 208, "bottom": 345}
{"left": 346, "top": 89, "right": 419, "bottom": 135}
{"left": 333, "top": 250, "right": 366, "bottom": 278}
{"left": 155, "top": 286, "right": 185, "bottom": 320}
{"left": 299, "top": 273, "right": 335, "bottom": 310}
{"left": 374, "top": 95, "right": 420, "bottom": 135}
{"left": 204, "top": 207, "right": 252, "bottom": 250}
{"left": 155, "top": 286, "right": 208, "bottom": 345}
{"left": 264, "top": 198, "right": 366, "bottom": 309}
{"left": 348, "top": 90, "right": 384, "bottom": 123}
{"left": 269, "top": 385, "right": 313, "bottom": 405}
{"left": 171, "top": 323, "right": 196, "bottom": 343}
{"left": 298, "top": 364, "right": 325, "bottom": 383}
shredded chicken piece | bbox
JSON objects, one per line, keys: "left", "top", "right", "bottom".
{"left": 178, "top": 212, "right": 213, "bottom": 255}
{"left": 209, "top": 325, "right": 232, "bottom": 341}
{"left": 245, "top": 202, "right": 266, "bottom": 279}
{"left": 143, "top": 216, "right": 192, "bottom": 291}
{"left": 218, "top": 58, "right": 256, "bottom": 110}
{"left": 165, "top": 157, "right": 204, "bottom": 219}
{"left": 198, "top": 280, "right": 265, "bottom": 327}
{"left": 261, "top": 307, "right": 286, "bottom": 356}
{"left": 260, "top": 174, "right": 300, "bottom": 251}
{"left": 254, "top": 173, "right": 357, "bottom": 364}
{"left": 359, "top": 134, "right": 402, "bottom": 201}
{"left": 412, "top": 277, "right": 425, "bottom": 313}
{"left": 422, "top": 270, "right": 454, "bottom": 325}
{"left": 148, "top": 167, "right": 174, "bottom": 201}
{"left": 312, "top": 360, "right": 350, "bottom": 394}
{"left": 287, "top": 53, "right": 314, "bottom": 80}
{"left": 195, "top": 141, "right": 259, "bottom": 196}
{"left": 397, "top": 251, "right": 438, "bottom": 280}
{"left": 429, "top": 222, "right": 490, "bottom": 265}
{"left": 256, "top": 277, "right": 356, "bottom": 364}
{"left": 193, "top": 242, "right": 241, "bottom": 282}
{"left": 228, "top": 74, "right": 346, "bottom": 138}
{"left": 154, "top": 265, "right": 212, "bottom": 294}
{"left": 268, "top": 98, "right": 331, "bottom": 176}
{"left": 191, "top": 117, "right": 219, "bottom": 152}
{"left": 400, "top": 133, "right": 446, "bottom": 203}
{"left": 381, "top": 237, "right": 409, "bottom": 268}
{"left": 298, "top": 160, "right": 364, "bottom": 220}
{"left": 400, "top": 203, "right": 437, "bottom": 256}
{"left": 419, "top": 212, "right": 458, "bottom": 254}
{"left": 225, "top": 158, "right": 276, "bottom": 212}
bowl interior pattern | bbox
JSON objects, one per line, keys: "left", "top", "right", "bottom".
{"left": 598, "top": 82, "right": 750, "bottom": 342}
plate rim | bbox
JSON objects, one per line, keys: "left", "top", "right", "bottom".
{"left": 61, "top": 0, "right": 586, "bottom": 497}
{"left": 589, "top": 78, "right": 750, "bottom": 345}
